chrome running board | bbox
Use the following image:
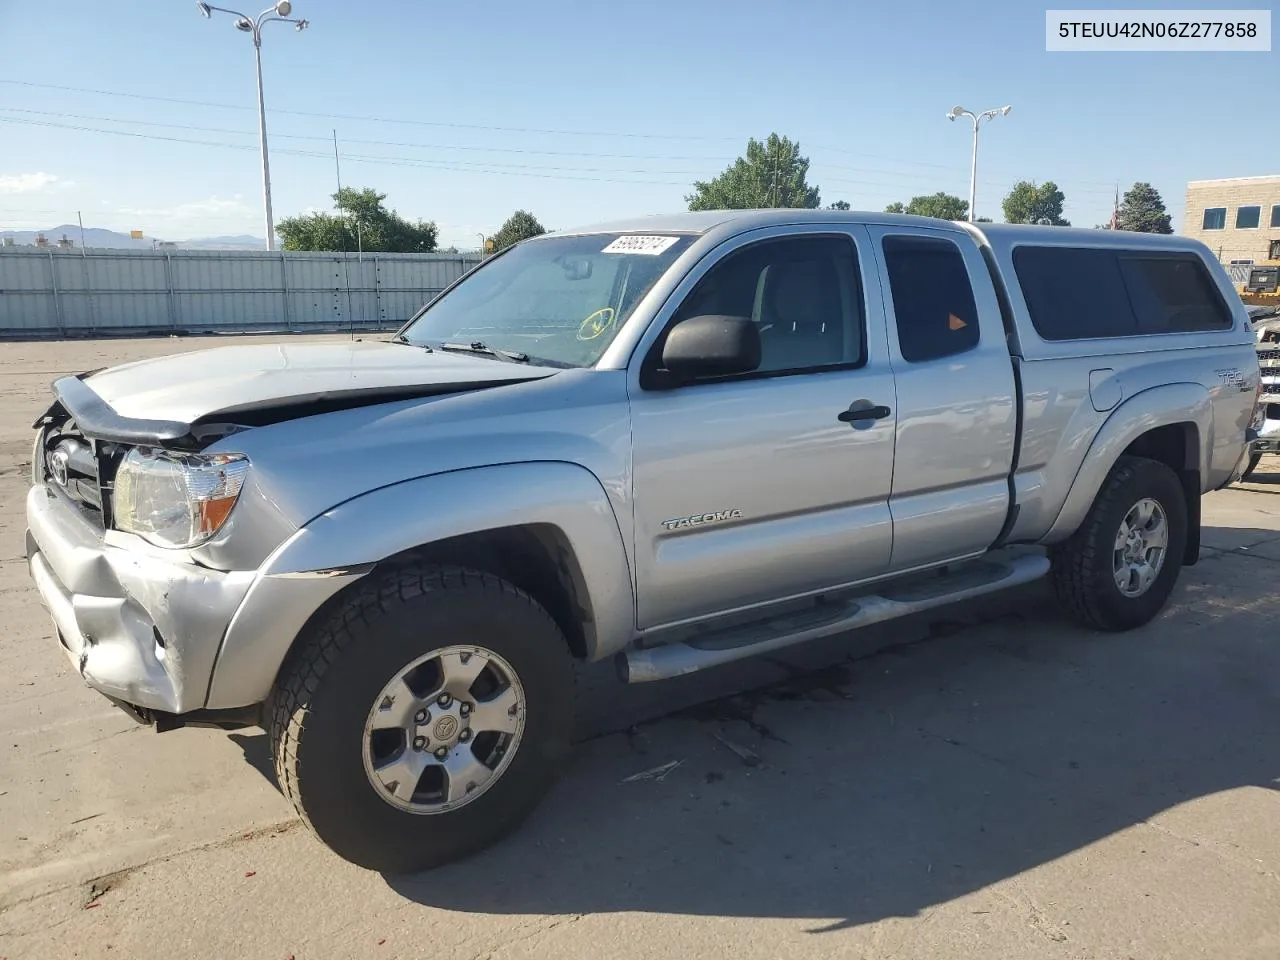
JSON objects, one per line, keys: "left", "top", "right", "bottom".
{"left": 618, "top": 551, "right": 1050, "bottom": 683}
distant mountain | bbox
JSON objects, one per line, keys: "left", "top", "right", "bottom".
{"left": 177, "top": 234, "right": 266, "bottom": 250}
{"left": 0, "top": 226, "right": 265, "bottom": 251}
{"left": 1, "top": 225, "right": 152, "bottom": 250}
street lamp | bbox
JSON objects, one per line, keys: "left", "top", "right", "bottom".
{"left": 946, "top": 104, "right": 1011, "bottom": 222}
{"left": 197, "top": 1, "right": 309, "bottom": 250}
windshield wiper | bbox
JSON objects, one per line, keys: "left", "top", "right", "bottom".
{"left": 439, "top": 340, "right": 530, "bottom": 363}
{"left": 390, "top": 333, "right": 432, "bottom": 351}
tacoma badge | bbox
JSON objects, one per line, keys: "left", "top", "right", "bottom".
{"left": 661, "top": 509, "right": 743, "bottom": 532}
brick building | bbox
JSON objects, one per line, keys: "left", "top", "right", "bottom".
{"left": 1183, "top": 175, "right": 1280, "bottom": 265}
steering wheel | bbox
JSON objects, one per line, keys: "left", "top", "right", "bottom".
{"left": 576, "top": 307, "right": 617, "bottom": 341}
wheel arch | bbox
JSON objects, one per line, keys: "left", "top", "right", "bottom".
{"left": 1043, "top": 382, "right": 1211, "bottom": 559}
{"left": 368, "top": 523, "right": 598, "bottom": 660}
{"left": 205, "top": 462, "right": 635, "bottom": 711}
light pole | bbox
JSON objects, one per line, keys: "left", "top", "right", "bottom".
{"left": 946, "top": 104, "right": 1011, "bottom": 222}
{"left": 197, "top": 1, "right": 309, "bottom": 250}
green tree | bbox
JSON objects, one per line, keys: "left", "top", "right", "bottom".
{"left": 491, "top": 210, "right": 547, "bottom": 252}
{"left": 277, "top": 187, "right": 438, "bottom": 252}
{"left": 827, "top": 200, "right": 851, "bottom": 211}
{"left": 687, "top": 133, "right": 821, "bottom": 210}
{"left": 1115, "top": 181, "right": 1172, "bottom": 234}
{"left": 1001, "top": 180, "right": 1070, "bottom": 226}
{"left": 884, "top": 192, "right": 969, "bottom": 221}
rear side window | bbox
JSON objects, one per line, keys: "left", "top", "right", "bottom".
{"left": 1012, "top": 246, "right": 1232, "bottom": 341}
{"left": 882, "top": 235, "right": 980, "bottom": 363}
{"left": 1013, "top": 247, "right": 1138, "bottom": 339}
{"left": 1118, "top": 256, "right": 1232, "bottom": 334}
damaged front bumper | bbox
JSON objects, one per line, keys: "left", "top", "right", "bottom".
{"left": 25, "top": 483, "right": 257, "bottom": 718}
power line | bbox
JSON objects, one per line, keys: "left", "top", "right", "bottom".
{"left": 0, "top": 112, "right": 1120, "bottom": 200}
{"left": 0, "top": 78, "right": 744, "bottom": 142}
{"left": 0, "top": 105, "right": 1003, "bottom": 181}
{"left": 0, "top": 116, "right": 692, "bottom": 186}
{"left": 0, "top": 106, "right": 733, "bottom": 163}
{"left": 0, "top": 111, "right": 706, "bottom": 177}
{"left": 0, "top": 78, "right": 1125, "bottom": 189}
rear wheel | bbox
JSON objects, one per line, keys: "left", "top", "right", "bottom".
{"left": 1050, "top": 455, "right": 1187, "bottom": 632}
{"left": 269, "top": 564, "right": 575, "bottom": 874}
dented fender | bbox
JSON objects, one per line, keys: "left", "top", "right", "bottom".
{"left": 205, "top": 461, "right": 636, "bottom": 710}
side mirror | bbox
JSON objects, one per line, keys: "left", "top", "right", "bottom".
{"left": 661, "top": 314, "right": 761, "bottom": 381}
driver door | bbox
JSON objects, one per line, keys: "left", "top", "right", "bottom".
{"left": 627, "top": 226, "right": 898, "bottom": 630}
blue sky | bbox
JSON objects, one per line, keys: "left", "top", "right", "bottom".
{"left": 0, "top": 0, "right": 1274, "bottom": 248}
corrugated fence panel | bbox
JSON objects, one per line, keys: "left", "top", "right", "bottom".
{"left": 0, "top": 248, "right": 481, "bottom": 336}
{"left": 0, "top": 253, "right": 58, "bottom": 331}
{"left": 174, "top": 291, "right": 284, "bottom": 330}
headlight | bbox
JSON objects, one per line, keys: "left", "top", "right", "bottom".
{"left": 112, "top": 448, "right": 250, "bottom": 548}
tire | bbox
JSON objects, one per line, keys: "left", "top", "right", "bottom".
{"left": 269, "top": 564, "right": 575, "bottom": 874}
{"left": 1241, "top": 451, "right": 1262, "bottom": 481}
{"left": 1049, "top": 455, "right": 1187, "bottom": 632}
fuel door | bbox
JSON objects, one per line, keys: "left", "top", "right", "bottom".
{"left": 1089, "top": 367, "right": 1122, "bottom": 413}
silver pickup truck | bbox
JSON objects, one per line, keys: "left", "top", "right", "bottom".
{"left": 24, "top": 210, "right": 1259, "bottom": 873}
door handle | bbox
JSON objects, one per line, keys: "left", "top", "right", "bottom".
{"left": 838, "top": 402, "right": 892, "bottom": 424}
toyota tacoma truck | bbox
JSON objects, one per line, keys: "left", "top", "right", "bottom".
{"left": 24, "top": 210, "right": 1259, "bottom": 873}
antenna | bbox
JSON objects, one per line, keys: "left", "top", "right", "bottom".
{"left": 770, "top": 147, "right": 780, "bottom": 209}
{"left": 332, "top": 127, "right": 343, "bottom": 194}
{"left": 333, "top": 129, "right": 357, "bottom": 340}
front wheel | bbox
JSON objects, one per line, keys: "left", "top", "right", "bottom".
{"left": 1050, "top": 455, "right": 1187, "bottom": 632}
{"left": 269, "top": 565, "right": 575, "bottom": 874}
{"left": 1241, "top": 450, "right": 1262, "bottom": 481}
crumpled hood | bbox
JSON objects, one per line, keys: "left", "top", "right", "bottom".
{"left": 1254, "top": 319, "right": 1280, "bottom": 348}
{"left": 83, "top": 338, "right": 559, "bottom": 424}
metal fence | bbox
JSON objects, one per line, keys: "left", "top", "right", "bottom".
{"left": 1226, "top": 262, "right": 1254, "bottom": 285}
{"left": 0, "top": 247, "right": 483, "bottom": 338}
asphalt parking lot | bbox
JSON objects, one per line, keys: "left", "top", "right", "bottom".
{"left": 2, "top": 335, "right": 1280, "bottom": 960}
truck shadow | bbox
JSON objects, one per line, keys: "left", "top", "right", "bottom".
{"left": 266, "top": 533, "right": 1280, "bottom": 930}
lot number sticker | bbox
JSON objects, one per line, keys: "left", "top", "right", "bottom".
{"left": 601, "top": 235, "right": 679, "bottom": 255}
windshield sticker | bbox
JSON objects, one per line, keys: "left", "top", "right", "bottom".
{"left": 577, "top": 307, "right": 617, "bottom": 341}
{"left": 601, "top": 235, "right": 679, "bottom": 256}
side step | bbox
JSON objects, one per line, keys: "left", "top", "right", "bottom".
{"left": 618, "top": 551, "right": 1050, "bottom": 683}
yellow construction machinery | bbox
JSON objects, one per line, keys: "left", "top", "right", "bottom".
{"left": 1239, "top": 238, "right": 1280, "bottom": 307}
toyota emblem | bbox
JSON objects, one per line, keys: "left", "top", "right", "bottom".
{"left": 49, "top": 448, "right": 70, "bottom": 487}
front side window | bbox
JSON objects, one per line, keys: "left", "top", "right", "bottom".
{"left": 1237, "top": 205, "right": 1261, "bottom": 229}
{"left": 400, "top": 232, "right": 694, "bottom": 368}
{"left": 882, "top": 235, "right": 980, "bottom": 363}
{"left": 666, "top": 235, "right": 865, "bottom": 375}
{"left": 1202, "top": 207, "right": 1226, "bottom": 230}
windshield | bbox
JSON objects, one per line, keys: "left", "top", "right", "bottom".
{"left": 399, "top": 232, "right": 695, "bottom": 367}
